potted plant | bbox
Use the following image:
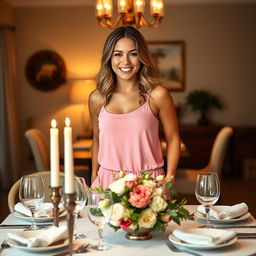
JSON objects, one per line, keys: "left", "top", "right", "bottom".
{"left": 186, "top": 89, "right": 222, "bottom": 126}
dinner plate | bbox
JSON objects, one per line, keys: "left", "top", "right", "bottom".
{"left": 169, "top": 228, "right": 237, "bottom": 250}
{"left": 13, "top": 210, "right": 66, "bottom": 223}
{"left": 7, "top": 238, "right": 68, "bottom": 252}
{"left": 195, "top": 206, "right": 251, "bottom": 224}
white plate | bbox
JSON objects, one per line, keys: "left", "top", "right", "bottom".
{"left": 195, "top": 206, "right": 251, "bottom": 223}
{"left": 169, "top": 228, "right": 237, "bottom": 250}
{"left": 7, "top": 238, "right": 68, "bottom": 252}
{"left": 14, "top": 210, "right": 66, "bottom": 223}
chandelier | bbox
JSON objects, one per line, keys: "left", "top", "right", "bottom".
{"left": 96, "top": 0, "right": 164, "bottom": 29}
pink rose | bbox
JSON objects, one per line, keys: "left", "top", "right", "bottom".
{"left": 128, "top": 185, "right": 152, "bottom": 208}
{"left": 160, "top": 213, "right": 172, "bottom": 223}
{"left": 125, "top": 180, "right": 137, "bottom": 190}
{"left": 119, "top": 218, "right": 132, "bottom": 229}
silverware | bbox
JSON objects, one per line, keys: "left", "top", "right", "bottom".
{"left": 52, "top": 243, "right": 90, "bottom": 256}
{"left": 200, "top": 225, "right": 256, "bottom": 229}
{"left": 1, "top": 240, "right": 10, "bottom": 250}
{"left": 236, "top": 232, "right": 256, "bottom": 239}
{"left": 0, "top": 224, "right": 52, "bottom": 229}
{"left": 166, "top": 242, "right": 202, "bottom": 256}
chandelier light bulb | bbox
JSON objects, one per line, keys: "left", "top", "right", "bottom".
{"left": 96, "top": 0, "right": 164, "bottom": 29}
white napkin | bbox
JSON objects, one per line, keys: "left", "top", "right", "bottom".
{"left": 7, "top": 225, "right": 67, "bottom": 247}
{"left": 197, "top": 203, "right": 248, "bottom": 220}
{"left": 14, "top": 202, "right": 65, "bottom": 218}
{"left": 172, "top": 229, "right": 236, "bottom": 245}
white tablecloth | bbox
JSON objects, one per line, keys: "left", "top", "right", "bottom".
{"left": 1, "top": 205, "right": 256, "bottom": 256}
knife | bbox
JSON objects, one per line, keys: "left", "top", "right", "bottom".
{"left": 0, "top": 224, "right": 52, "bottom": 229}
{"left": 200, "top": 225, "right": 256, "bottom": 229}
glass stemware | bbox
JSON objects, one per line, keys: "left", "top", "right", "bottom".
{"left": 195, "top": 172, "right": 220, "bottom": 227}
{"left": 87, "top": 190, "right": 113, "bottom": 251}
{"left": 74, "top": 177, "right": 87, "bottom": 239}
{"left": 19, "top": 174, "right": 45, "bottom": 230}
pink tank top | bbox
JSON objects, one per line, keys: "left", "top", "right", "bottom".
{"left": 98, "top": 97, "right": 164, "bottom": 172}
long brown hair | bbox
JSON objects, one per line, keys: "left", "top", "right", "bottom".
{"left": 96, "top": 26, "right": 155, "bottom": 105}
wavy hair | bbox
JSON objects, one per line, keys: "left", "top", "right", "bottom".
{"left": 96, "top": 26, "right": 155, "bottom": 105}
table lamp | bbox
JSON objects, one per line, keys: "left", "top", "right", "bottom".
{"left": 70, "top": 79, "right": 96, "bottom": 137}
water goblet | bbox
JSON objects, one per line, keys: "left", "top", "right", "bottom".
{"left": 87, "top": 190, "right": 113, "bottom": 251}
{"left": 195, "top": 172, "right": 220, "bottom": 227}
{"left": 74, "top": 177, "right": 87, "bottom": 239}
{"left": 19, "top": 174, "right": 45, "bottom": 230}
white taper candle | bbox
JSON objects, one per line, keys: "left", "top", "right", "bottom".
{"left": 64, "top": 117, "right": 74, "bottom": 193}
{"left": 50, "top": 119, "right": 60, "bottom": 187}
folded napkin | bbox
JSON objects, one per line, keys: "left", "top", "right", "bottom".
{"left": 7, "top": 225, "right": 67, "bottom": 247}
{"left": 172, "top": 229, "right": 236, "bottom": 245}
{"left": 197, "top": 203, "right": 248, "bottom": 220}
{"left": 14, "top": 202, "right": 64, "bottom": 218}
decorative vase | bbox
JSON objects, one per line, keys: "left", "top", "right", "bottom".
{"left": 124, "top": 227, "right": 153, "bottom": 240}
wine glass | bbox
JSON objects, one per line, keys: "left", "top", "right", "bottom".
{"left": 195, "top": 172, "right": 220, "bottom": 227}
{"left": 74, "top": 177, "right": 87, "bottom": 239}
{"left": 87, "top": 190, "right": 113, "bottom": 251}
{"left": 19, "top": 174, "right": 45, "bottom": 230}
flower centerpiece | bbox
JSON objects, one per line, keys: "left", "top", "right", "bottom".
{"left": 94, "top": 171, "right": 189, "bottom": 240}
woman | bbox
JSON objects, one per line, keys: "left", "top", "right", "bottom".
{"left": 89, "top": 26, "right": 180, "bottom": 188}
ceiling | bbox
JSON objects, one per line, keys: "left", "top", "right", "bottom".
{"left": 6, "top": 0, "right": 256, "bottom": 7}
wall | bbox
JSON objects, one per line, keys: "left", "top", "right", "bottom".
{"left": 12, "top": 4, "right": 256, "bottom": 170}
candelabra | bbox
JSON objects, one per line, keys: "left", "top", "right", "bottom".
{"left": 63, "top": 193, "right": 76, "bottom": 256}
{"left": 50, "top": 186, "right": 62, "bottom": 227}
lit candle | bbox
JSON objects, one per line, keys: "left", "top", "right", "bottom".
{"left": 50, "top": 119, "right": 60, "bottom": 187}
{"left": 64, "top": 117, "right": 74, "bottom": 194}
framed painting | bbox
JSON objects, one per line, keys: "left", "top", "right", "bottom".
{"left": 26, "top": 50, "right": 67, "bottom": 91}
{"left": 147, "top": 41, "right": 185, "bottom": 91}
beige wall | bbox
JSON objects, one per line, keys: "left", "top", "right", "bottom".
{"left": 11, "top": 4, "right": 256, "bottom": 169}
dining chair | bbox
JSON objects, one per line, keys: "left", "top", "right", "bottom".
{"left": 25, "top": 128, "right": 91, "bottom": 185}
{"left": 173, "top": 126, "right": 234, "bottom": 194}
{"left": 25, "top": 129, "right": 50, "bottom": 172}
{"left": 8, "top": 171, "right": 61, "bottom": 212}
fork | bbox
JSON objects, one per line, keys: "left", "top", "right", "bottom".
{"left": 1, "top": 240, "right": 10, "bottom": 250}
{"left": 166, "top": 241, "right": 202, "bottom": 256}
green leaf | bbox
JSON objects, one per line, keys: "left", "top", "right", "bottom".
{"left": 90, "top": 207, "right": 103, "bottom": 216}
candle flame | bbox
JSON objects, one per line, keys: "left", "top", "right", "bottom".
{"left": 51, "top": 119, "right": 57, "bottom": 128}
{"left": 65, "top": 117, "right": 71, "bottom": 127}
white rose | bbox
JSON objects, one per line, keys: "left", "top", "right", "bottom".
{"left": 156, "top": 175, "right": 164, "bottom": 182}
{"left": 143, "top": 180, "right": 157, "bottom": 190}
{"left": 109, "top": 203, "right": 126, "bottom": 227}
{"left": 109, "top": 179, "right": 126, "bottom": 196}
{"left": 138, "top": 208, "right": 157, "bottom": 229}
{"left": 150, "top": 196, "right": 168, "bottom": 212}
{"left": 109, "top": 173, "right": 137, "bottom": 196}
{"left": 152, "top": 187, "right": 163, "bottom": 197}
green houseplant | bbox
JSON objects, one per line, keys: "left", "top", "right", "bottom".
{"left": 186, "top": 89, "right": 222, "bottom": 126}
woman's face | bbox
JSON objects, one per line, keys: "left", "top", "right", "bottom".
{"left": 111, "top": 37, "right": 141, "bottom": 82}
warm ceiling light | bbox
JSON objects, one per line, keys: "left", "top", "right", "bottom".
{"left": 96, "top": 0, "right": 164, "bottom": 29}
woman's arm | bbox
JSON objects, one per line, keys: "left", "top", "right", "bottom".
{"left": 88, "top": 90, "right": 102, "bottom": 184}
{"left": 151, "top": 85, "right": 180, "bottom": 180}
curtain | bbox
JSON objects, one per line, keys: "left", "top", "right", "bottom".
{"left": 0, "top": 25, "right": 21, "bottom": 190}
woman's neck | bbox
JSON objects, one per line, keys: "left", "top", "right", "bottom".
{"left": 115, "top": 79, "right": 138, "bottom": 93}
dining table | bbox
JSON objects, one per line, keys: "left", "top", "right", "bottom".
{"left": 1, "top": 205, "right": 256, "bottom": 256}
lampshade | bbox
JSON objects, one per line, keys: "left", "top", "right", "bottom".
{"left": 70, "top": 79, "right": 96, "bottom": 104}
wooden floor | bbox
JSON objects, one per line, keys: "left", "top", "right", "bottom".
{"left": 1, "top": 178, "right": 256, "bottom": 223}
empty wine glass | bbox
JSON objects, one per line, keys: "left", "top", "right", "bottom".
{"left": 195, "top": 172, "right": 220, "bottom": 227}
{"left": 74, "top": 177, "right": 87, "bottom": 239}
{"left": 87, "top": 190, "right": 113, "bottom": 251}
{"left": 19, "top": 174, "right": 45, "bottom": 230}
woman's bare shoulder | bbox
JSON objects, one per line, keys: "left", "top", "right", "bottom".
{"left": 89, "top": 89, "right": 103, "bottom": 106}
{"left": 150, "top": 84, "right": 171, "bottom": 102}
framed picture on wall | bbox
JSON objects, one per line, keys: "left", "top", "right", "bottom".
{"left": 147, "top": 41, "right": 185, "bottom": 91}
